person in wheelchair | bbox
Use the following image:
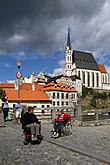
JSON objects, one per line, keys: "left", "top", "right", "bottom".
{"left": 53, "top": 111, "right": 64, "bottom": 138}
{"left": 22, "top": 106, "right": 41, "bottom": 143}
{"left": 52, "top": 111, "right": 72, "bottom": 138}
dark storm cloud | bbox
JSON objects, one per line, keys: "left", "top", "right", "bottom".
{"left": 0, "top": 0, "right": 106, "bottom": 56}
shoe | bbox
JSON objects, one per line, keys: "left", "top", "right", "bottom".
{"left": 31, "top": 135, "right": 37, "bottom": 141}
{"left": 53, "top": 133, "right": 59, "bottom": 139}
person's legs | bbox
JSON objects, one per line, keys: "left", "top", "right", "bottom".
{"left": 35, "top": 124, "right": 40, "bottom": 137}
{"left": 3, "top": 110, "right": 8, "bottom": 122}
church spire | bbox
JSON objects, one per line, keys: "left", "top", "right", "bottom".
{"left": 67, "top": 27, "right": 71, "bottom": 49}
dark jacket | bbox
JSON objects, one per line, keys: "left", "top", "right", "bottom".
{"left": 22, "top": 112, "right": 39, "bottom": 129}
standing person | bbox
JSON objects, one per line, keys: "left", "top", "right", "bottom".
{"left": 15, "top": 101, "right": 22, "bottom": 123}
{"left": 2, "top": 100, "right": 9, "bottom": 122}
{"left": 22, "top": 106, "right": 41, "bottom": 141}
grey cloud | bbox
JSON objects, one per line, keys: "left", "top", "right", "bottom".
{"left": 0, "top": 0, "right": 107, "bottom": 56}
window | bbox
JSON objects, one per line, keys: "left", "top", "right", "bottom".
{"left": 62, "top": 102, "right": 64, "bottom": 106}
{"left": 96, "top": 73, "right": 99, "bottom": 87}
{"left": 82, "top": 71, "right": 85, "bottom": 84}
{"left": 57, "top": 101, "right": 59, "bottom": 106}
{"left": 66, "top": 93, "right": 68, "bottom": 99}
{"left": 57, "top": 92, "right": 59, "bottom": 99}
{"left": 61, "top": 93, "right": 64, "bottom": 99}
{"left": 53, "top": 92, "right": 55, "bottom": 98}
{"left": 66, "top": 102, "right": 68, "bottom": 106}
{"left": 78, "top": 71, "right": 80, "bottom": 78}
{"left": 42, "top": 110, "right": 45, "bottom": 114}
{"left": 42, "top": 105, "right": 44, "bottom": 108}
{"left": 53, "top": 101, "right": 55, "bottom": 106}
{"left": 47, "top": 105, "right": 50, "bottom": 108}
{"left": 71, "top": 93, "right": 75, "bottom": 99}
{"left": 87, "top": 72, "right": 90, "bottom": 87}
{"left": 92, "top": 72, "right": 94, "bottom": 87}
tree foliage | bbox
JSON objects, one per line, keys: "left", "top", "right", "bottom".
{"left": 0, "top": 88, "right": 6, "bottom": 101}
{"left": 82, "top": 86, "right": 109, "bottom": 109}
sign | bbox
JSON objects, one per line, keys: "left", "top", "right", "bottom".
{"left": 16, "top": 71, "right": 22, "bottom": 79}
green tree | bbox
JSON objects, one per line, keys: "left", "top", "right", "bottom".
{"left": 0, "top": 88, "right": 6, "bottom": 101}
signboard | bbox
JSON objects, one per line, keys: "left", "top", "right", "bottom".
{"left": 16, "top": 71, "right": 22, "bottom": 79}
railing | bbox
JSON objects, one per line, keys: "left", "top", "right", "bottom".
{"left": 82, "top": 109, "right": 110, "bottom": 126}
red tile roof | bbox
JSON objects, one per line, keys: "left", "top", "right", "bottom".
{"left": 44, "top": 82, "right": 77, "bottom": 92}
{"left": 20, "top": 83, "right": 45, "bottom": 90}
{"left": 5, "top": 89, "right": 50, "bottom": 101}
{"left": 0, "top": 83, "right": 15, "bottom": 88}
{"left": 98, "top": 64, "right": 107, "bottom": 73}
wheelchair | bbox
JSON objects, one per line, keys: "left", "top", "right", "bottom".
{"left": 23, "top": 123, "right": 43, "bottom": 145}
{"left": 51, "top": 121, "right": 72, "bottom": 138}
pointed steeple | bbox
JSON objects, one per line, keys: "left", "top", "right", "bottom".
{"left": 67, "top": 27, "right": 71, "bottom": 49}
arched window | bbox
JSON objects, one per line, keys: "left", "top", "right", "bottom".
{"left": 92, "top": 72, "right": 94, "bottom": 87}
{"left": 96, "top": 73, "right": 99, "bottom": 87}
{"left": 87, "top": 72, "right": 90, "bottom": 87}
{"left": 82, "top": 71, "right": 85, "bottom": 84}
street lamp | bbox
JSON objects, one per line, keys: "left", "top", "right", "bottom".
{"left": 16, "top": 60, "right": 22, "bottom": 101}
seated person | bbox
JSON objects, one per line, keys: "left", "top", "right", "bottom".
{"left": 22, "top": 106, "right": 41, "bottom": 141}
{"left": 53, "top": 112, "right": 64, "bottom": 137}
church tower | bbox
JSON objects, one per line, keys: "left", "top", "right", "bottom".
{"left": 65, "top": 28, "right": 73, "bottom": 77}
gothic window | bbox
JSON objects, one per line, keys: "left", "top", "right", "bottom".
{"left": 92, "top": 72, "right": 94, "bottom": 87}
{"left": 87, "top": 72, "right": 90, "bottom": 87}
{"left": 105, "top": 75, "right": 107, "bottom": 83}
{"left": 102, "top": 75, "right": 104, "bottom": 83}
{"left": 96, "top": 73, "right": 99, "bottom": 87}
{"left": 82, "top": 71, "right": 85, "bottom": 84}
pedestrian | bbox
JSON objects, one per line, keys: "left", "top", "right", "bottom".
{"left": 15, "top": 101, "right": 22, "bottom": 123}
{"left": 2, "top": 100, "right": 9, "bottom": 122}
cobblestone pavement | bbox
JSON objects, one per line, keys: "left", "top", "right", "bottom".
{"left": 0, "top": 113, "right": 110, "bottom": 165}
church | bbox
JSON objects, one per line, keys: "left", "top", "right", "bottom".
{"left": 65, "top": 28, "right": 109, "bottom": 90}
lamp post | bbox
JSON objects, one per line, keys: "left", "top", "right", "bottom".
{"left": 16, "top": 60, "right": 22, "bottom": 101}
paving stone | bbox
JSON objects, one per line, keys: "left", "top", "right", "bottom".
{"left": 0, "top": 118, "right": 110, "bottom": 164}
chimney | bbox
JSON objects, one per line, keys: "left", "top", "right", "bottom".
{"left": 32, "top": 82, "right": 35, "bottom": 91}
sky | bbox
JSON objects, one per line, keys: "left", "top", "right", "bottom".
{"left": 0, "top": 0, "right": 110, "bottom": 82}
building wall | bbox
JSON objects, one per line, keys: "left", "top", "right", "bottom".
{"left": 74, "top": 68, "right": 101, "bottom": 89}
{"left": 46, "top": 90, "right": 77, "bottom": 112}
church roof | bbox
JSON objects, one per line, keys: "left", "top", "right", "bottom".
{"left": 72, "top": 50, "right": 99, "bottom": 71}
{"left": 98, "top": 64, "right": 107, "bottom": 73}
{"left": 67, "top": 27, "right": 71, "bottom": 49}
